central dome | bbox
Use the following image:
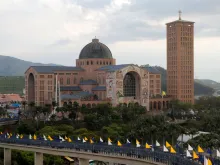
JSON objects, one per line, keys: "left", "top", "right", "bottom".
{"left": 79, "top": 38, "right": 113, "bottom": 59}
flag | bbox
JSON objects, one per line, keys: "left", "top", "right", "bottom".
{"left": 20, "top": 134, "right": 23, "bottom": 139}
{"left": 186, "top": 150, "right": 192, "bottom": 157}
{"left": 33, "top": 134, "right": 37, "bottom": 140}
{"left": 0, "top": 132, "right": 2, "bottom": 134}
{"left": 170, "top": 146, "right": 176, "bottom": 154}
{"left": 166, "top": 141, "right": 171, "bottom": 148}
{"left": 100, "top": 137, "right": 103, "bottom": 142}
{"left": 162, "top": 91, "right": 166, "bottom": 96}
{"left": 136, "top": 139, "right": 141, "bottom": 147}
{"left": 198, "top": 145, "right": 204, "bottom": 153}
{"left": 29, "top": 134, "right": 32, "bottom": 140}
{"left": 65, "top": 136, "right": 68, "bottom": 140}
{"left": 108, "top": 138, "right": 112, "bottom": 145}
{"left": 208, "top": 158, "right": 212, "bottom": 165}
{"left": 90, "top": 139, "right": 94, "bottom": 144}
{"left": 10, "top": 133, "right": 12, "bottom": 136}
{"left": 145, "top": 143, "right": 151, "bottom": 149}
{"left": 68, "top": 137, "right": 72, "bottom": 142}
{"left": 77, "top": 137, "right": 81, "bottom": 141}
{"left": 83, "top": 138, "right": 86, "bottom": 143}
{"left": 43, "top": 135, "right": 47, "bottom": 141}
{"left": 117, "top": 141, "right": 122, "bottom": 147}
{"left": 48, "top": 135, "right": 53, "bottom": 141}
{"left": 163, "top": 145, "right": 168, "bottom": 152}
{"left": 193, "top": 151, "right": 199, "bottom": 159}
{"left": 84, "top": 137, "right": 88, "bottom": 141}
{"left": 188, "top": 144, "right": 193, "bottom": 151}
{"left": 16, "top": 134, "right": 19, "bottom": 139}
{"left": 156, "top": 140, "right": 160, "bottom": 147}
{"left": 127, "top": 139, "right": 131, "bottom": 143}
{"left": 217, "top": 150, "right": 220, "bottom": 157}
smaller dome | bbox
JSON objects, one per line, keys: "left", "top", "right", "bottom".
{"left": 79, "top": 38, "right": 113, "bottom": 59}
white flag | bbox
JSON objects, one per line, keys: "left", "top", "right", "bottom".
{"left": 127, "top": 139, "right": 131, "bottom": 143}
{"left": 188, "top": 144, "right": 193, "bottom": 151}
{"left": 136, "top": 143, "right": 141, "bottom": 147}
{"left": 59, "top": 135, "right": 62, "bottom": 140}
{"left": 43, "top": 135, "right": 47, "bottom": 141}
{"left": 108, "top": 141, "right": 112, "bottom": 145}
{"left": 77, "top": 137, "right": 81, "bottom": 141}
{"left": 16, "top": 134, "right": 19, "bottom": 139}
{"left": 204, "top": 156, "right": 208, "bottom": 165}
{"left": 163, "top": 145, "right": 168, "bottom": 152}
{"left": 83, "top": 139, "right": 86, "bottom": 143}
{"left": 156, "top": 140, "right": 160, "bottom": 147}
{"left": 100, "top": 137, "right": 103, "bottom": 142}
{"left": 29, "top": 134, "right": 32, "bottom": 140}
{"left": 186, "top": 150, "right": 192, "bottom": 157}
{"left": 217, "top": 150, "right": 220, "bottom": 157}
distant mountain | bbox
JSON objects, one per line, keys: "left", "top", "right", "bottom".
{"left": 0, "top": 55, "right": 59, "bottom": 76}
{"left": 152, "top": 66, "right": 214, "bottom": 96}
{"left": 195, "top": 79, "right": 220, "bottom": 90}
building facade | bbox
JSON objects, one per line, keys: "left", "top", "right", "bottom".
{"left": 25, "top": 38, "right": 171, "bottom": 111}
{"left": 166, "top": 11, "right": 194, "bottom": 104}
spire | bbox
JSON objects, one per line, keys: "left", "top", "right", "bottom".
{"left": 178, "top": 10, "right": 182, "bottom": 20}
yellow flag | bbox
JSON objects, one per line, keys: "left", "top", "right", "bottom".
{"left": 33, "top": 134, "right": 37, "bottom": 140}
{"left": 68, "top": 138, "right": 72, "bottom": 142}
{"left": 145, "top": 143, "right": 151, "bottom": 149}
{"left": 198, "top": 145, "right": 204, "bottom": 153}
{"left": 0, "top": 132, "right": 2, "bottom": 134}
{"left": 162, "top": 91, "right": 166, "bottom": 96}
{"left": 108, "top": 138, "right": 112, "bottom": 142}
{"left": 170, "top": 146, "right": 176, "bottom": 153}
{"left": 166, "top": 141, "right": 171, "bottom": 148}
{"left": 117, "top": 141, "right": 122, "bottom": 147}
{"left": 10, "top": 133, "right": 12, "bottom": 136}
{"left": 65, "top": 136, "right": 68, "bottom": 140}
{"left": 90, "top": 139, "right": 94, "bottom": 144}
{"left": 84, "top": 137, "right": 88, "bottom": 141}
{"left": 136, "top": 139, "right": 140, "bottom": 144}
{"left": 193, "top": 151, "right": 199, "bottom": 159}
{"left": 208, "top": 158, "right": 212, "bottom": 165}
{"left": 48, "top": 135, "right": 53, "bottom": 141}
{"left": 20, "top": 134, "right": 23, "bottom": 139}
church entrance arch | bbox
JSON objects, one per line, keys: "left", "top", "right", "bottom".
{"left": 123, "top": 71, "right": 141, "bottom": 99}
{"left": 28, "top": 73, "right": 35, "bottom": 103}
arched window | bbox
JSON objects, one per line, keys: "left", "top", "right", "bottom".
{"left": 110, "top": 62, "right": 111, "bottom": 65}
{"left": 97, "top": 61, "right": 99, "bottom": 65}
{"left": 67, "top": 78, "right": 70, "bottom": 85}
{"left": 100, "top": 61, "right": 102, "bottom": 65}
{"left": 123, "top": 73, "right": 136, "bottom": 97}
{"left": 74, "top": 77, "right": 77, "bottom": 84}
{"left": 91, "top": 61, "right": 93, "bottom": 65}
{"left": 80, "top": 77, "right": 84, "bottom": 82}
{"left": 103, "top": 61, "right": 105, "bottom": 65}
{"left": 87, "top": 61, "right": 89, "bottom": 65}
{"left": 60, "top": 78, "right": 63, "bottom": 85}
{"left": 106, "top": 61, "right": 108, "bottom": 65}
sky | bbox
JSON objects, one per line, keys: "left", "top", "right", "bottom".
{"left": 0, "top": 0, "right": 220, "bottom": 81}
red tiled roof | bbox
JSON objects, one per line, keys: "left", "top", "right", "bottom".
{"left": 0, "top": 94, "right": 22, "bottom": 103}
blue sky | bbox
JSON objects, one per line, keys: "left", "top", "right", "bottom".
{"left": 0, "top": 0, "right": 220, "bottom": 81}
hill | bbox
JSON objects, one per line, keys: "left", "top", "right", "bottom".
{"left": 153, "top": 66, "right": 214, "bottom": 96}
{"left": 0, "top": 55, "right": 58, "bottom": 76}
{"left": 195, "top": 79, "right": 220, "bottom": 90}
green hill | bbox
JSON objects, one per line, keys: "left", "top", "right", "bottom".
{"left": 195, "top": 79, "right": 220, "bottom": 90}
{"left": 153, "top": 66, "right": 214, "bottom": 96}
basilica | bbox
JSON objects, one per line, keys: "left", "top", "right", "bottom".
{"left": 25, "top": 38, "right": 171, "bottom": 111}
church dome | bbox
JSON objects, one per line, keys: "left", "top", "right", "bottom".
{"left": 79, "top": 38, "right": 113, "bottom": 59}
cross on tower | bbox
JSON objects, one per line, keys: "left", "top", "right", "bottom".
{"left": 179, "top": 10, "right": 182, "bottom": 20}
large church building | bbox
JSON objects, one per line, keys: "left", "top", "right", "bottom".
{"left": 25, "top": 13, "right": 194, "bottom": 110}
{"left": 25, "top": 38, "right": 171, "bottom": 111}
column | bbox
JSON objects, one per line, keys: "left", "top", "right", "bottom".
{"left": 79, "top": 158, "right": 89, "bottom": 165}
{"left": 34, "top": 152, "right": 43, "bottom": 165}
{"left": 4, "top": 148, "right": 11, "bottom": 165}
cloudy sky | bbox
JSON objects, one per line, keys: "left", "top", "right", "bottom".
{"left": 0, "top": 0, "right": 220, "bottom": 81}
